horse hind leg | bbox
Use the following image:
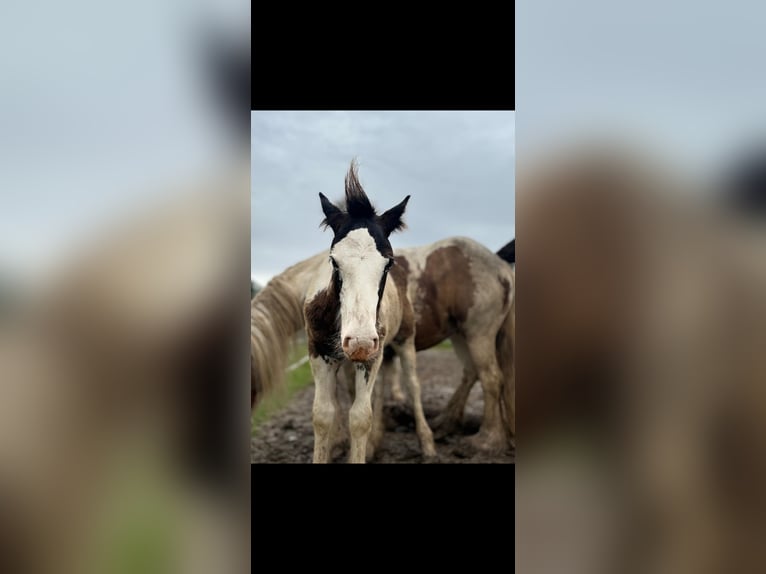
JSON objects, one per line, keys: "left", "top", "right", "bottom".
{"left": 392, "top": 337, "right": 437, "bottom": 459}
{"left": 466, "top": 336, "right": 509, "bottom": 454}
{"left": 502, "top": 351, "right": 515, "bottom": 440}
{"left": 432, "top": 334, "right": 477, "bottom": 438}
{"left": 384, "top": 348, "right": 405, "bottom": 403}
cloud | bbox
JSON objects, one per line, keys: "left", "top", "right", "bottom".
{"left": 251, "top": 111, "right": 515, "bottom": 282}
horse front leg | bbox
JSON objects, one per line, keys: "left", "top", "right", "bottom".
{"left": 348, "top": 358, "right": 383, "bottom": 464}
{"left": 310, "top": 357, "right": 339, "bottom": 463}
{"left": 392, "top": 337, "right": 437, "bottom": 458}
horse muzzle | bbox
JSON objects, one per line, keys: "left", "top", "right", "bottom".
{"left": 342, "top": 336, "right": 380, "bottom": 362}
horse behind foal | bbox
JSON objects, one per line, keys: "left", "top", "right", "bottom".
{"left": 382, "top": 236, "right": 515, "bottom": 452}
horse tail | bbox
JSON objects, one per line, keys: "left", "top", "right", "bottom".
{"left": 251, "top": 275, "right": 305, "bottom": 408}
{"left": 496, "top": 290, "right": 515, "bottom": 440}
{"left": 496, "top": 239, "right": 515, "bottom": 265}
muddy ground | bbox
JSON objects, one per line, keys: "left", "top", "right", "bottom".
{"left": 251, "top": 349, "right": 515, "bottom": 464}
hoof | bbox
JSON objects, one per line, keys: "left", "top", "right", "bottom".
{"left": 423, "top": 452, "right": 441, "bottom": 463}
{"left": 366, "top": 435, "right": 382, "bottom": 462}
{"left": 421, "top": 442, "right": 438, "bottom": 459}
{"left": 431, "top": 412, "right": 462, "bottom": 439}
{"left": 467, "top": 432, "right": 509, "bottom": 455}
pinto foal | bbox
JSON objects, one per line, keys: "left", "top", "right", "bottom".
{"left": 303, "top": 162, "right": 436, "bottom": 463}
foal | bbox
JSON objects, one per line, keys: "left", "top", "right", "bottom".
{"left": 303, "top": 162, "right": 435, "bottom": 463}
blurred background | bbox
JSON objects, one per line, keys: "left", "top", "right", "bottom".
{"left": 0, "top": 0, "right": 248, "bottom": 287}
{"left": 0, "top": 1, "right": 249, "bottom": 573}
{"left": 516, "top": 1, "right": 766, "bottom": 573}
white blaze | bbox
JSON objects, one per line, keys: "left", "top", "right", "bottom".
{"left": 331, "top": 228, "right": 388, "bottom": 343}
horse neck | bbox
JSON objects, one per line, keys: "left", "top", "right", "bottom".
{"left": 281, "top": 251, "right": 329, "bottom": 301}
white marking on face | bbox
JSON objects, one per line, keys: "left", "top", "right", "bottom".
{"left": 331, "top": 228, "right": 389, "bottom": 343}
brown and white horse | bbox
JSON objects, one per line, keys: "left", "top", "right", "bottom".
{"left": 380, "top": 236, "right": 515, "bottom": 453}
{"left": 251, "top": 161, "right": 436, "bottom": 463}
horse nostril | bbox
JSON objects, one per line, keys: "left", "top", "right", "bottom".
{"left": 372, "top": 337, "right": 379, "bottom": 349}
{"left": 343, "top": 337, "right": 352, "bottom": 349}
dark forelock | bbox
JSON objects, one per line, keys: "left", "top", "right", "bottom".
{"left": 344, "top": 160, "right": 377, "bottom": 219}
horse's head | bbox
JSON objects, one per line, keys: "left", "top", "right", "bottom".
{"left": 319, "top": 161, "right": 409, "bottom": 362}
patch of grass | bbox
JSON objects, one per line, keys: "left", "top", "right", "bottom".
{"left": 434, "top": 339, "right": 453, "bottom": 350}
{"left": 251, "top": 342, "right": 314, "bottom": 435}
{"left": 84, "top": 454, "right": 180, "bottom": 574}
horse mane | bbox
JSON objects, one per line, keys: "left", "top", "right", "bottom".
{"left": 344, "top": 159, "right": 377, "bottom": 219}
{"left": 251, "top": 274, "right": 305, "bottom": 407}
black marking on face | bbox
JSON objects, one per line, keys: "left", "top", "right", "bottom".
{"left": 329, "top": 256, "right": 343, "bottom": 290}
{"left": 331, "top": 219, "right": 395, "bottom": 259}
{"left": 375, "top": 257, "right": 395, "bottom": 314}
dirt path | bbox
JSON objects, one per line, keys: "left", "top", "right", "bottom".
{"left": 251, "top": 349, "right": 515, "bottom": 464}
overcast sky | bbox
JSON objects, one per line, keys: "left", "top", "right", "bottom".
{"left": 516, "top": 0, "right": 766, "bottom": 175}
{"left": 0, "top": 0, "right": 248, "bottom": 281}
{"left": 251, "top": 111, "right": 515, "bottom": 286}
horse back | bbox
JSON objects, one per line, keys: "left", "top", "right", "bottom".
{"left": 399, "top": 237, "right": 513, "bottom": 350}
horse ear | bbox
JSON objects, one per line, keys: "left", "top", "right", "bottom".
{"left": 378, "top": 195, "right": 410, "bottom": 236}
{"left": 319, "top": 193, "right": 344, "bottom": 233}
